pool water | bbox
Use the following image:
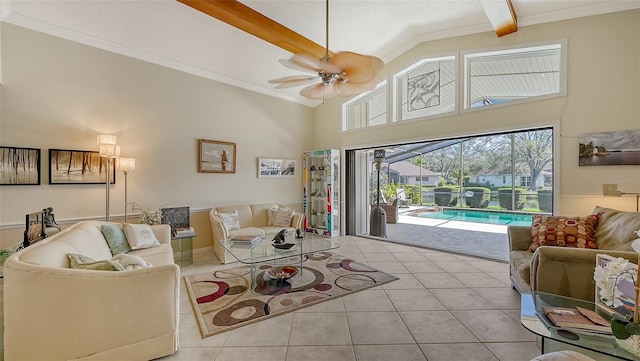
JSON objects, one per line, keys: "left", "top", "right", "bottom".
{"left": 415, "top": 209, "right": 533, "bottom": 226}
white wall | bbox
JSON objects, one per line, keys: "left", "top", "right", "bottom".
{"left": 0, "top": 23, "right": 313, "bottom": 231}
{"left": 313, "top": 10, "right": 640, "bottom": 216}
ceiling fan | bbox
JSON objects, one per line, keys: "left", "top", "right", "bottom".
{"left": 268, "top": 0, "right": 384, "bottom": 100}
{"left": 178, "top": 0, "right": 383, "bottom": 101}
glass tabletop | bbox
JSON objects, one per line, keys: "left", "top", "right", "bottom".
{"left": 220, "top": 232, "right": 340, "bottom": 264}
{"left": 521, "top": 292, "right": 640, "bottom": 360}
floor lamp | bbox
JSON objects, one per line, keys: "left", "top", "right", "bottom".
{"left": 117, "top": 157, "right": 136, "bottom": 222}
{"left": 98, "top": 135, "right": 119, "bottom": 221}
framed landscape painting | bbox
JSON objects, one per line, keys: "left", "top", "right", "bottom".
{"left": 198, "top": 139, "right": 236, "bottom": 173}
{"left": 49, "top": 149, "right": 115, "bottom": 185}
{"left": 0, "top": 146, "right": 41, "bottom": 185}
{"left": 579, "top": 129, "right": 640, "bottom": 166}
{"left": 258, "top": 158, "right": 296, "bottom": 178}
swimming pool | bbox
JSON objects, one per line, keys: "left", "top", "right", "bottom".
{"left": 413, "top": 209, "right": 534, "bottom": 226}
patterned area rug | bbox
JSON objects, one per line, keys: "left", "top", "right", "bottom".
{"left": 185, "top": 251, "right": 398, "bottom": 338}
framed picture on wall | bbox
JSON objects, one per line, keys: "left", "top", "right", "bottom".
{"left": 258, "top": 158, "right": 296, "bottom": 178}
{"left": 198, "top": 139, "right": 236, "bottom": 173}
{"left": 579, "top": 129, "right": 640, "bottom": 166}
{"left": 0, "top": 146, "right": 41, "bottom": 185}
{"left": 49, "top": 149, "right": 116, "bottom": 185}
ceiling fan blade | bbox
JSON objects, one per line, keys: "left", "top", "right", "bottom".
{"left": 279, "top": 58, "right": 317, "bottom": 73}
{"left": 330, "top": 51, "right": 383, "bottom": 84}
{"left": 290, "top": 54, "right": 342, "bottom": 73}
{"left": 300, "top": 82, "right": 340, "bottom": 100}
{"left": 268, "top": 76, "right": 320, "bottom": 89}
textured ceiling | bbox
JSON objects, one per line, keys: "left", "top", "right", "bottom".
{"left": 1, "top": 0, "right": 638, "bottom": 107}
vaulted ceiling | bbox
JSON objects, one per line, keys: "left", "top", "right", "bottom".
{"left": 1, "top": 1, "right": 637, "bottom": 107}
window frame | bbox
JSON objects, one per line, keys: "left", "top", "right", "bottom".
{"left": 341, "top": 80, "right": 388, "bottom": 133}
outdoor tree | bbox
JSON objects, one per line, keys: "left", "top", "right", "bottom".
{"left": 513, "top": 130, "right": 553, "bottom": 190}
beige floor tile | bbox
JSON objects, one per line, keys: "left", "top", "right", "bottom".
{"left": 338, "top": 251, "right": 366, "bottom": 263}
{"left": 214, "top": 346, "right": 287, "bottom": 361}
{"left": 295, "top": 297, "right": 345, "bottom": 313}
{"left": 401, "top": 261, "right": 444, "bottom": 273}
{"left": 391, "top": 252, "right": 428, "bottom": 262}
{"left": 452, "top": 310, "right": 537, "bottom": 342}
{"left": 384, "top": 244, "right": 420, "bottom": 253}
{"left": 430, "top": 288, "right": 496, "bottom": 310}
{"left": 347, "top": 312, "right": 414, "bottom": 344}
{"left": 422, "top": 252, "right": 463, "bottom": 261}
{"left": 224, "top": 313, "right": 293, "bottom": 346}
{"left": 365, "top": 261, "right": 409, "bottom": 274}
{"left": 381, "top": 273, "right": 425, "bottom": 290}
{"left": 286, "top": 346, "right": 356, "bottom": 361}
{"left": 419, "top": 343, "right": 498, "bottom": 361}
{"left": 466, "top": 260, "right": 510, "bottom": 273}
{"left": 483, "top": 342, "right": 541, "bottom": 361}
{"left": 289, "top": 313, "right": 352, "bottom": 346}
{"left": 386, "top": 289, "right": 446, "bottom": 311}
{"left": 432, "top": 261, "right": 481, "bottom": 273}
{"left": 488, "top": 272, "right": 513, "bottom": 286}
{"left": 399, "top": 310, "right": 478, "bottom": 343}
{"left": 179, "top": 313, "right": 230, "bottom": 347}
{"left": 357, "top": 244, "right": 392, "bottom": 253}
{"left": 413, "top": 272, "right": 467, "bottom": 289}
{"left": 353, "top": 344, "right": 427, "bottom": 361}
{"left": 450, "top": 272, "right": 510, "bottom": 288}
{"left": 472, "top": 287, "right": 521, "bottom": 310}
{"left": 156, "top": 347, "right": 220, "bottom": 361}
{"left": 362, "top": 252, "right": 398, "bottom": 262}
{"left": 344, "top": 289, "right": 395, "bottom": 312}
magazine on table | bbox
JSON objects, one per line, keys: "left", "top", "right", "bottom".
{"left": 540, "top": 306, "right": 612, "bottom": 334}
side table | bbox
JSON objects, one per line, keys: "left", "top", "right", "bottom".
{"left": 171, "top": 234, "right": 194, "bottom": 267}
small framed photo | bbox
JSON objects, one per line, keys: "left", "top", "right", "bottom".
{"left": 0, "top": 146, "right": 41, "bottom": 185}
{"left": 198, "top": 139, "right": 236, "bottom": 173}
{"left": 49, "top": 149, "right": 115, "bottom": 185}
{"left": 595, "top": 254, "right": 637, "bottom": 315}
{"left": 258, "top": 158, "right": 296, "bottom": 178}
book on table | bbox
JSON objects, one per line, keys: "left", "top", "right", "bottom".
{"left": 231, "top": 235, "right": 262, "bottom": 244}
{"left": 541, "top": 306, "right": 612, "bottom": 334}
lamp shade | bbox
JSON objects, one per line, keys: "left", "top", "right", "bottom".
{"left": 97, "top": 134, "right": 117, "bottom": 146}
{"left": 117, "top": 157, "right": 136, "bottom": 171}
{"left": 99, "top": 144, "right": 120, "bottom": 158}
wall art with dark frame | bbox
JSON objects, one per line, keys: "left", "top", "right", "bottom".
{"left": 579, "top": 129, "right": 640, "bottom": 166}
{"left": 0, "top": 146, "right": 41, "bottom": 185}
{"left": 198, "top": 139, "right": 236, "bottom": 173}
{"left": 49, "top": 149, "right": 116, "bottom": 185}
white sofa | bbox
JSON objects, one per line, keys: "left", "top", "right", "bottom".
{"left": 3, "top": 221, "right": 180, "bottom": 361}
{"left": 209, "top": 203, "right": 304, "bottom": 264}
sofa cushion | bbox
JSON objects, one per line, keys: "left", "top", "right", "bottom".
{"left": 273, "top": 206, "right": 295, "bottom": 227}
{"left": 227, "top": 227, "right": 265, "bottom": 239}
{"left": 216, "top": 210, "right": 241, "bottom": 231}
{"left": 101, "top": 224, "right": 131, "bottom": 255}
{"left": 216, "top": 205, "right": 253, "bottom": 228}
{"left": 123, "top": 223, "right": 161, "bottom": 250}
{"left": 592, "top": 206, "right": 640, "bottom": 251}
{"left": 510, "top": 250, "right": 533, "bottom": 292}
{"left": 528, "top": 215, "right": 599, "bottom": 252}
{"left": 67, "top": 253, "right": 124, "bottom": 271}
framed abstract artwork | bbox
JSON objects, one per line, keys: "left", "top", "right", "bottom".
{"left": 258, "top": 158, "right": 296, "bottom": 178}
{"left": 49, "top": 149, "right": 115, "bottom": 185}
{"left": 0, "top": 146, "right": 41, "bottom": 185}
{"left": 198, "top": 139, "right": 236, "bottom": 173}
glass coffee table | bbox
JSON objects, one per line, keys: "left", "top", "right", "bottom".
{"left": 521, "top": 292, "right": 640, "bottom": 360}
{"left": 220, "top": 231, "right": 340, "bottom": 292}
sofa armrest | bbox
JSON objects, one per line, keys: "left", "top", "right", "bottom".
{"left": 4, "top": 262, "right": 180, "bottom": 360}
{"left": 151, "top": 224, "right": 171, "bottom": 244}
{"left": 508, "top": 226, "right": 533, "bottom": 252}
{"left": 531, "top": 246, "right": 638, "bottom": 301}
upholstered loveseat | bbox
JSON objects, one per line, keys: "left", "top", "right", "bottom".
{"left": 3, "top": 221, "right": 180, "bottom": 361}
{"left": 209, "top": 203, "right": 304, "bottom": 263}
{"left": 509, "top": 206, "right": 640, "bottom": 301}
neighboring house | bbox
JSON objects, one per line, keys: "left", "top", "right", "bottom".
{"left": 471, "top": 168, "right": 552, "bottom": 189}
{"left": 382, "top": 161, "right": 441, "bottom": 186}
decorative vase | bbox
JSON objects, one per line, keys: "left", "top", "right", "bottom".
{"left": 616, "top": 335, "right": 640, "bottom": 357}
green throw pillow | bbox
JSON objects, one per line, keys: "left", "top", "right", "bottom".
{"left": 101, "top": 224, "right": 131, "bottom": 255}
{"left": 67, "top": 253, "right": 124, "bottom": 271}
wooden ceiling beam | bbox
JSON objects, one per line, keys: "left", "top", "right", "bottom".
{"left": 177, "top": 0, "right": 333, "bottom": 59}
{"left": 481, "top": 0, "right": 518, "bottom": 37}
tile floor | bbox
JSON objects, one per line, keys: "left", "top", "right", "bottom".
{"left": 158, "top": 236, "right": 542, "bottom": 361}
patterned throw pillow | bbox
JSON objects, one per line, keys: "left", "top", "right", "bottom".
{"left": 122, "top": 223, "right": 161, "bottom": 250}
{"left": 216, "top": 210, "right": 241, "bottom": 231}
{"left": 267, "top": 207, "right": 278, "bottom": 226}
{"left": 273, "top": 206, "right": 295, "bottom": 227}
{"left": 101, "top": 224, "right": 131, "bottom": 255}
{"left": 528, "top": 214, "right": 599, "bottom": 252}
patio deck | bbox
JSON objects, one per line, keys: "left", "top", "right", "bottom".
{"left": 365, "top": 207, "right": 510, "bottom": 262}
